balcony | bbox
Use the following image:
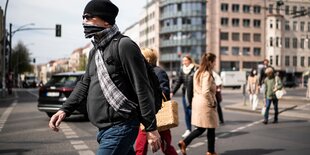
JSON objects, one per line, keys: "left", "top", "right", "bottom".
{"left": 160, "top": 39, "right": 205, "bottom": 47}
{"left": 160, "top": 11, "right": 206, "bottom": 20}
{"left": 160, "top": 25, "right": 205, "bottom": 34}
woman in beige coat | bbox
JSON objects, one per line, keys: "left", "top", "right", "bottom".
{"left": 178, "top": 53, "right": 218, "bottom": 155}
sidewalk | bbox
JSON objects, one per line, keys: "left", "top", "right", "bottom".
{"left": 225, "top": 95, "right": 310, "bottom": 120}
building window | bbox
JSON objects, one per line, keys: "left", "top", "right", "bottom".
{"left": 182, "top": 17, "right": 191, "bottom": 25}
{"left": 221, "top": 3, "right": 229, "bottom": 12}
{"left": 221, "top": 18, "right": 229, "bottom": 26}
{"left": 253, "top": 48, "right": 261, "bottom": 56}
{"left": 276, "top": 37, "right": 279, "bottom": 47}
{"left": 232, "top": 32, "right": 240, "bottom": 41}
{"left": 308, "top": 57, "right": 310, "bottom": 66}
{"left": 308, "top": 38, "right": 310, "bottom": 49}
{"left": 293, "top": 38, "right": 298, "bottom": 48}
{"left": 301, "top": 38, "right": 305, "bottom": 49}
{"left": 270, "top": 20, "right": 273, "bottom": 28}
{"left": 243, "top": 47, "right": 250, "bottom": 56}
{"left": 285, "top": 6, "right": 290, "bottom": 15}
{"left": 232, "top": 18, "right": 240, "bottom": 27}
{"left": 293, "top": 56, "right": 297, "bottom": 66}
{"left": 220, "top": 46, "right": 229, "bottom": 55}
{"left": 276, "top": 19, "right": 280, "bottom": 29}
{"left": 270, "top": 37, "right": 273, "bottom": 46}
{"left": 285, "top": 21, "right": 290, "bottom": 31}
{"left": 285, "top": 38, "right": 290, "bottom": 48}
{"left": 293, "top": 6, "right": 297, "bottom": 14}
{"left": 220, "top": 32, "right": 229, "bottom": 40}
{"left": 269, "top": 4, "right": 273, "bottom": 14}
{"left": 285, "top": 56, "right": 290, "bottom": 66}
{"left": 232, "top": 47, "right": 240, "bottom": 55}
{"left": 253, "top": 5, "right": 261, "bottom": 14}
{"left": 308, "top": 22, "right": 310, "bottom": 32}
{"left": 293, "top": 21, "right": 297, "bottom": 31}
{"left": 276, "top": 55, "right": 279, "bottom": 66}
{"left": 301, "top": 56, "right": 305, "bottom": 67}
{"left": 232, "top": 4, "right": 239, "bottom": 12}
{"left": 243, "top": 5, "right": 250, "bottom": 13}
{"left": 253, "top": 33, "right": 261, "bottom": 42}
{"left": 243, "top": 33, "right": 250, "bottom": 42}
{"left": 300, "top": 21, "right": 305, "bottom": 32}
{"left": 243, "top": 19, "right": 250, "bottom": 27}
{"left": 270, "top": 56, "right": 273, "bottom": 65}
{"left": 177, "top": 3, "right": 182, "bottom": 11}
{"left": 253, "top": 20, "right": 261, "bottom": 28}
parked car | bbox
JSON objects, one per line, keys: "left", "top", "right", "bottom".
{"left": 37, "top": 71, "right": 87, "bottom": 118}
{"left": 23, "top": 75, "right": 38, "bottom": 88}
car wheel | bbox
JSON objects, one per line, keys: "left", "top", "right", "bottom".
{"left": 83, "top": 113, "right": 89, "bottom": 120}
{"left": 46, "top": 112, "right": 55, "bottom": 118}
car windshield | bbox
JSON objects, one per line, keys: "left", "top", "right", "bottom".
{"left": 45, "top": 75, "right": 80, "bottom": 87}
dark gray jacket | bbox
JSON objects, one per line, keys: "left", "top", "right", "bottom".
{"left": 61, "top": 34, "right": 157, "bottom": 131}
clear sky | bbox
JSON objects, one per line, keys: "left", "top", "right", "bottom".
{"left": 0, "top": 0, "right": 145, "bottom": 64}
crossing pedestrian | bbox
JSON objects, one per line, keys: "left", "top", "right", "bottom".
{"left": 213, "top": 70, "right": 224, "bottom": 124}
{"left": 263, "top": 67, "right": 282, "bottom": 124}
{"left": 48, "top": 0, "right": 161, "bottom": 154}
{"left": 247, "top": 68, "right": 259, "bottom": 111}
{"left": 170, "top": 55, "right": 198, "bottom": 138}
{"left": 178, "top": 53, "right": 218, "bottom": 155}
{"left": 135, "top": 48, "right": 178, "bottom": 155}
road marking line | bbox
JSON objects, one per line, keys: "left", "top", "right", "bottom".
{"left": 181, "top": 118, "right": 266, "bottom": 152}
{"left": 61, "top": 122, "right": 95, "bottom": 154}
{"left": 0, "top": 100, "right": 17, "bottom": 132}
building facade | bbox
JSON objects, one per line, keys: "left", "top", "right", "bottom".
{"left": 266, "top": 0, "right": 310, "bottom": 82}
{"left": 207, "top": 0, "right": 267, "bottom": 72}
{"left": 123, "top": 0, "right": 310, "bottom": 81}
{"left": 159, "top": 0, "right": 207, "bottom": 72}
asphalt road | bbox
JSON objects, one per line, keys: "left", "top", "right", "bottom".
{"left": 0, "top": 88, "right": 309, "bottom": 155}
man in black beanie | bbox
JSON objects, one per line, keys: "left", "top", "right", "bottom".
{"left": 49, "top": 0, "right": 161, "bottom": 154}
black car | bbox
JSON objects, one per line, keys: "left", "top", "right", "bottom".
{"left": 38, "top": 71, "right": 87, "bottom": 118}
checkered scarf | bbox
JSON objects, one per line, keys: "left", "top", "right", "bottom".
{"left": 94, "top": 25, "right": 136, "bottom": 114}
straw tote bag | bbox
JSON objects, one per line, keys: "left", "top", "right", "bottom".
{"left": 141, "top": 94, "right": 179, "bottom": 132}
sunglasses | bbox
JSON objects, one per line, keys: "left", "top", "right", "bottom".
{"left": 82, "top": 14, "right": 94, "bottom": 20}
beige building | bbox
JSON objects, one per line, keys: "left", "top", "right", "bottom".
{"left": 139, "top": 0, "right": 160, "bottom": 52}
{"left": 266, "top": 0, "right": 310, "bottom": 81}
{"left": 123, "top": 22, "right": 140, "bottom": 45}
{"left": 207, "top": 0, "right": 267, "bottom": 71}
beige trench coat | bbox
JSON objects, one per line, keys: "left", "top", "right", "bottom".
{"left": 191, "top": 71, "right": 219, "bottom": 128}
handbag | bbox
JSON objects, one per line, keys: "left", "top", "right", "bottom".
{"left": 141, "top": 94, "right": 179, "bottom": 132}
{"left": 261, "top": 106, "right": 266, "bottom": 115}
{"left": 275, "top": 89, "right": 286, "bottom": 99}
{"left": 275, "top": 76, "right": 286, "bottom": 99}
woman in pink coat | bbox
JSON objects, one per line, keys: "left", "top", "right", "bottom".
{"left": 178, "top": 53, "right": 219, "bottom": 155}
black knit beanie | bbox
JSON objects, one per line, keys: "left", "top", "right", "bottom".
{"left": 83, "top": 0, "right": 119, "bottom": 25}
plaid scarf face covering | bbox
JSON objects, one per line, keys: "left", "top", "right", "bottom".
{"left": 94, "top": 25, "right": 136, "bottom": 114}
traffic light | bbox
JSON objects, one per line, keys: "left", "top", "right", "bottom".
{"left": 33, "top": 58, "right": 36, "bottom": 63}
{"left": 55, "top": 24, "right": 61, "bottom": 37}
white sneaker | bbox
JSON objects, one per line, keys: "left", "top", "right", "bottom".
{"left": 182, "top": 130, "right": 191, "bottom": 138}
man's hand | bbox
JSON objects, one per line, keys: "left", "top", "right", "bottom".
{"left": 146, "top": 130, "right": 161, "bottom": 153}
{"left": 49, "top": 110, "right": 66, "bottom": 132}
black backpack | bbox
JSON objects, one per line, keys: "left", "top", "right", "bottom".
{"left": 104, "top": 33, "right": 163, "bottom": 113}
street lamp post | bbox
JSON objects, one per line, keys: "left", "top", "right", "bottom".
{"left": 9, "top": 23, "right": 35, "bottom": 72}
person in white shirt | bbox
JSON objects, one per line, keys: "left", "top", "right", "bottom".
{"left": 213, "top": 70, "right": 224, "bottom": 124}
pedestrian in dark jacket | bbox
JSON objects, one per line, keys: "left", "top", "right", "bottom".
{"left": 48, "top": 1, "right": 161, "bottom": 154}
{"left": 171, "top": 55, "right": 197, "bottom": 138}
{"left": 135, "top": 48, "right": 178, "bottom": 155}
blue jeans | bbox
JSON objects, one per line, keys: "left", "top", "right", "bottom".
{"left": 264, "top": 98, "right": 278, "bottom": 121}
{"left": 96, "top": 119, "right": 139, "bottom": 155}
{"left": 182, "top": 96, "right": 192, "bottom": 131}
